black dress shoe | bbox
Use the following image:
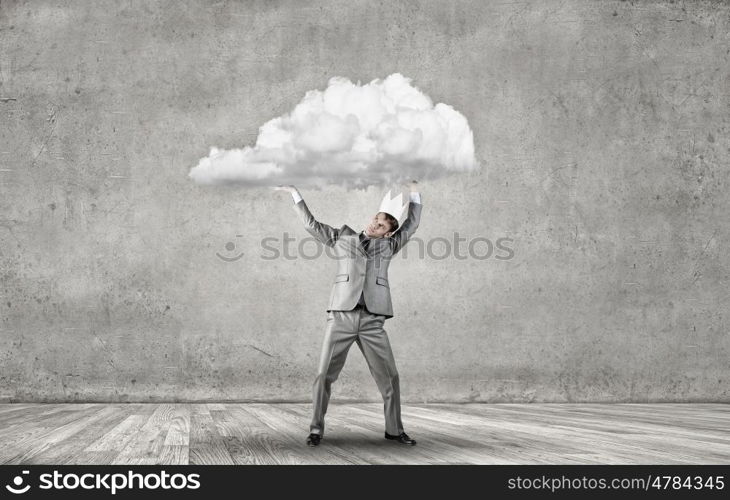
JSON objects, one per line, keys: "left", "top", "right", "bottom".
{"left": 385, "top": 431, "right": 417, "bottom": 445}
{"left": 306, "top": 433, "right": 322, "bottom": 447}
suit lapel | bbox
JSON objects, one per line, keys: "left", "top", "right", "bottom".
{"left": 340, "top": 226, "right": 369, "bottom": 258}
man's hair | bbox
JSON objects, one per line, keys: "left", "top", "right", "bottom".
{"left": 381, "top": 212, "right": 399, "bottom": 234}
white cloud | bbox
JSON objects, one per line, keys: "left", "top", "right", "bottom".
{"left": 189, "top": 73, "right": 478, "bottom": 188}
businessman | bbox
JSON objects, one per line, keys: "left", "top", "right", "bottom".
{"left": 274, "top": 181, "right": 422, "bottom": 447}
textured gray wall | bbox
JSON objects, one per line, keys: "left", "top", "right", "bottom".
{"left": 1, "top": 0, "right": 728, "bottom": 403}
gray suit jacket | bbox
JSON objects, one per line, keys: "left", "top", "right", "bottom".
{"left": 293, "top": 198, "right": 422, "bottom": 318}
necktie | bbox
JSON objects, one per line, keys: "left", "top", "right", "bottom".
{"left": 360, "top": 234, "right": 370, "bottom": 252}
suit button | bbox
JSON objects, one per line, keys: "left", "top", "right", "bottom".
{"left": 360, "top": 273, "right": 365, "bottom": 277}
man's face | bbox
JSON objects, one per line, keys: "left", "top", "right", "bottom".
{"left": 364, "top": 212, "right": 394, "bottom": 239}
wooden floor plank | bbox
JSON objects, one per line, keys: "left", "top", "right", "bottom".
{"left": 0, "top": 404, "right": 39, "bottom": 420}
{"left": 210, "top": 407, "right": 291, "bottom": 465}
{"left": 247, "top": 403, "right": 370, "bottom": 464}
{"left": 278, "top": 403, "right": 418, "bottom": 464}
{"left": 0, "top": 404, "right": 79, "bottom": 428}
{"left": 0, "top": 405, "right": 108, "bottom": 464}
{"left": 20, "top": 404, "right": 139, "bottom": 465}
{"left": 85, "top": 406, "right": 157, "bottom": 453}
{"left": 189, "top": 404, "right": 235, "bottom": 465}
{"left": 423, "top": 404, "right": 726, "bottom": 464}
{"left": 438, "top": 405, "right": 728, "bottom": 463}
{"left": 111, "top": 404, "right": 177, "bottom": 465}
{"left": 0, "top": 403, "right": 727, "bottom": 464}
{"left": 66, "top": 451, "right": 121, "bottom": 465}
{"left": 234, "top": 404, "right": 346, "bottom": 465}
{"left": 341, "top": 403, "right": 529, "bottom": 464}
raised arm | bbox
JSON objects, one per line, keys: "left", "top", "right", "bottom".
{"left": 390, "top": 181, "right": 422, "bottom": 255}
{"left": 273, "top": 185, "right": 340, "bottom": 247}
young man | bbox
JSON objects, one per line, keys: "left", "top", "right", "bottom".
{"left": 274, "top": 181, "right": 422, "bottom": 446}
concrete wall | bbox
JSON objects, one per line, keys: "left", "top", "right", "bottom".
{"left": 1, "top": 0, "right": 728, "bottom": 402}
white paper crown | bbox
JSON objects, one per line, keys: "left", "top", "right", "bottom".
{"left": 378, "top": 190, "right": 408, "bottom": 226}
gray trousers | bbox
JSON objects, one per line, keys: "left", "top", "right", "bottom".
{"left": 310, "top": 304, "right": 404, "bottom": 436}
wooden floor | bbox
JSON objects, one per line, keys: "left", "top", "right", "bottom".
{"left": 0, "top": 403, "right": 728, "bottom": 464}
